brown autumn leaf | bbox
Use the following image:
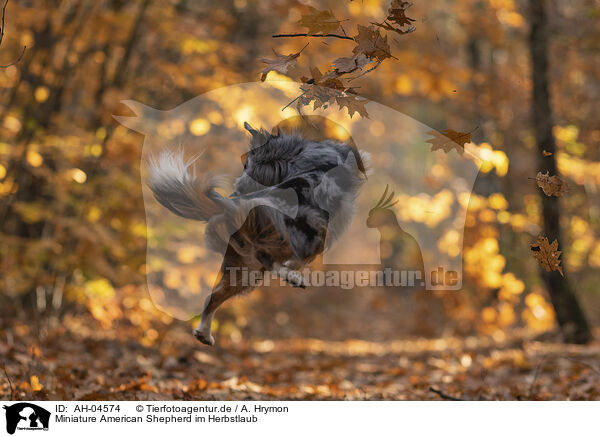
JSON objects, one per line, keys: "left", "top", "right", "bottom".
{"left": 259, "top": 47, "right": 304, "bottom": 81}
{"left": 531, "top": 236, "right": 564, "bottom": 277}
{"left": 542, "top": 150, "right": 553, "bottom": 156}
{"left": 299, "top": 83, "right": 338, "bottom": 111}
{"left": 298, "top": 7, "right": 341, "bottom": 35}
{"left": 336, "top": 94, "right": 369, "bottom": 118}
{"left": 388, "top": 0, "right": 416, "bottom": 27}
{"left": 332, "top": 54, "right": 371, "bottom": 73}
{"left": 307, "top": 66, "right": 346, "bottom": 90}
{"left": 353, "top": 25, "right": 392, "bottom": 61}
{"left": 426, "top": 129, "right": 472, "bottom": 154}
{"left": 332, "top": 56, "right": 357, "bottom": 73}
{"left": 373, "top": 0, "right": 416, "bottom": 35}
{"left": 536, "top": 171, "right": 568, "bottom": 197}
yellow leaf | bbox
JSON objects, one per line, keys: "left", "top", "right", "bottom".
{"left": 30, "top": 375, "right": 43, "bottom": 391}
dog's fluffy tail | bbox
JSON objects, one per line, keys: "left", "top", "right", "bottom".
{"left": 146, "top": 149, "right": 232, "bottom": 221}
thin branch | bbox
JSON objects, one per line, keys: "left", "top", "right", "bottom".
{"left": 429, "top": 387, "right": 468, "bottom": 401}
{"left": 0, "top": 0, "right": 8, "bottom": 48}
{"left": 281, "top": 89, "right": 308, "bottom": 112}
{"left": 273, "top": 33, "right": 354, "bottom": 41}
{"left": 296, "top": 41, "right": 310, "bottom": 55}
{"left": 2, "top": 362, "right": 14, "bottom": 401}
{"left": 340, "top": 24, "right": 348, "bottom": 37}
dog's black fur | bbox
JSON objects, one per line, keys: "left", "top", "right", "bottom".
{"left": 147, "top": 121, "right": 368, "bottom": 345}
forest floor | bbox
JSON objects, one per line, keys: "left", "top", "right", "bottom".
{"left": 1, "top": 285, "right": 599, "bottom": 401}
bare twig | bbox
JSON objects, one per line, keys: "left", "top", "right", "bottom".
{"left": 429, "top": 387, "right": 467, "bottom": 401}
{"left": 281, "top": 89, "right": 309, "bottom": 112}
{"left": 273, "top": 33, "right": 354, "bottom": 41}
{"left": 0, "top": 0, "right": 8, "bottom": 48}
{"left": 2, "top": 362, "right": 14, "bottom": 401}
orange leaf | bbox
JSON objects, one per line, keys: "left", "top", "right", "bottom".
{"left": 535, "top": 171, "right": 568, "bottom": 197}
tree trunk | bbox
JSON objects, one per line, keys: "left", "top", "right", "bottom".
{"left": 527, "top": 0, "right": 592, "bottom": 343}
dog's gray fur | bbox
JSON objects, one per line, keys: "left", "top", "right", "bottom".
{"left": 146, "top": 122, "right": 368, "bottom": 345}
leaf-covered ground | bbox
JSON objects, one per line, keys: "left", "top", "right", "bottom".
{"left": 1, "top": 285, "right": 599, "bottom": 401}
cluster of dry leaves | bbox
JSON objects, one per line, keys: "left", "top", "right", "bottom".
{"left": 259, "top": 2, "right": 415, "bottom": 118}
{"left": 1, "top": 284, "right": 598, "bottom": 401}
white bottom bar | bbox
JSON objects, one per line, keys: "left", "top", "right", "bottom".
{"left": 1, "top": 401, "right": 597, "bottom": 436}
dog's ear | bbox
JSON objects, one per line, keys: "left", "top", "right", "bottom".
{"left": 244, "top": 121, "right": 258, "bottom": 136}
{"left": 244, "top": 121, "right": 270, "bottom": 149}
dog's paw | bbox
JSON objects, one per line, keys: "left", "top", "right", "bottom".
{"left": 286, "top": 270, "right": 306, "bottom": 288}
{"left": 193, "top": 329, "right": 215, "bottom": 346}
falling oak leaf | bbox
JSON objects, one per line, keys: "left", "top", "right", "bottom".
{"left": 353, "top": 25, "right": 392, "bottom": 61}
{"left": 336, "top": 94, "right": 369, "bottom": 118}
{"left": 536, "top": 171, "right": 568, "bottom": 197}
{"left": 531, "top": 236, "right": 564, "bottom": 277}
{"left": 426, "top": 129, "right": 472, "bottom": 155}
{"left": 259, "top": 46, "right": 306, "bottom": 81}
{"left": 542, "top": 150, "right": 552, "bottom": 156}
{"left": 298, "top": 7, "right": 341, "bottom": 35}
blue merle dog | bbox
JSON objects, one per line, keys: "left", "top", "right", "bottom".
{"left": 147, "top": 120, "right": 369, "bottom": 345}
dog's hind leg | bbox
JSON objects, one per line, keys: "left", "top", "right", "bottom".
{"left": 194, "top": 273, "right": 246, "bottom": 346}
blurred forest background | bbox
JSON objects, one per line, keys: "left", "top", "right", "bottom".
{"left": 0, "top": 0, "right": 599, "bottom": 400}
